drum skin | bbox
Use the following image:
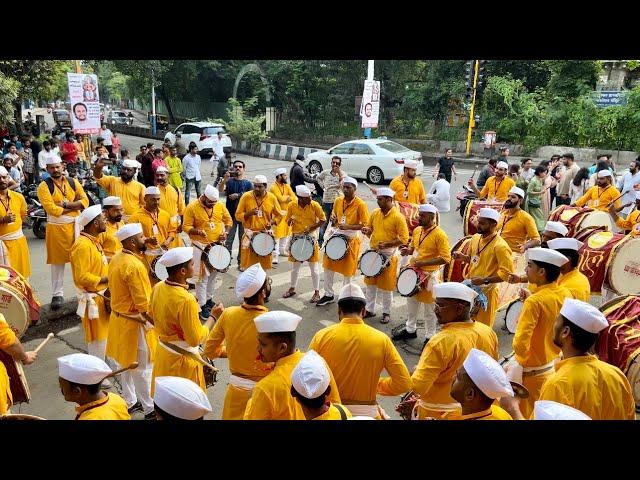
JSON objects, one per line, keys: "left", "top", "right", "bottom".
{"left": 324, "top": 234, "right": 349, "bottom": 261}
{"left": 549, "top": 205, "right": 599, "bottom": 238}
{"left": 290, "top": 235, "right": 315, "bottom": 262}
{"left": 606, "top": 236, "right": 640, "bottom": 296}
{"left": 359, "top": 250, "right": 389, "bottom": 278}
{"left": 0, "top": 285, "right": 30, "bottom": 338}
{"left": 463, "top": 200, "right": 503, "bottom": 236}
{"left": 207, "top": 244, "right": 232, "bottom": 271}
{"left": 396, "top": 266, "right": 428, "bottom": 297}
{"left": 251, "top": 232, "right": 276, "bottom": 257}
{"left": 504, "top": 299, "right": 524, "bottom": 334}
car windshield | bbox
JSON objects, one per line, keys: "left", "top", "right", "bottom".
{"left": 203, "top": 126, "right": 226, "bottom": 135}
{"left": 55, "top": 111, "right": 70, "bottom": 120}
{"left": 113, "top": 112, "right": 126, "bottom": 117}
{"left": 377, "top": 141, "right": 409, "bottom": 153}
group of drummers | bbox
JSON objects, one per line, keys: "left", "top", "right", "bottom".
{"left": 0, "top": 153, "right": 639, "bottom": 421}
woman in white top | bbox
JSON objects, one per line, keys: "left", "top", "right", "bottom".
{"left": 570, "top": 167, "right": 591, "bottom": 204}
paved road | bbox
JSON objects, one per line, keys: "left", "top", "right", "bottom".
{"left": 14, "top": 132, "right": 607, "bottom": 420}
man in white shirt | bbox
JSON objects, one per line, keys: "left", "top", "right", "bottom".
{"left": 182, "top": 142, "right": 202, "bottom": 205}
{"left": 210, "top": 132, "right": 225, "bottom": 174}
{"left": 100, "top": 124, "right": 113, "bottom": 154}
{"left": 38, "top": 140, "right": 58, "bottom": 180}
{"left": 616, "top": 159, "right": 640, "bottom": 216}
{"left": 427, "top": 173, "right": 450, "bottom": 212}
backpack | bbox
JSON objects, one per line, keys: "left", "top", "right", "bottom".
{"left": 45, "top": 176, "right": 95, "bottom": 206}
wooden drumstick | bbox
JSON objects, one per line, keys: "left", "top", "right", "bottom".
{"left": 469, "top": 165, "right": 479, "bottom": 181}
{"left": 34, "top": 333, "right": 54, "bottom": 354}
{"left": 605, "top": 191, "right": 626, "bottom": 207}
{"left": 103, "top": 362, "right": 139, "bottom": 379}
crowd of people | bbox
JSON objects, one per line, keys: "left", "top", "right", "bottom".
{"left": 0, "top": 134, "right": 639, "bottom": 421}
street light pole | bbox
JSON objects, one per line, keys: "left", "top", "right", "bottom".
{"left": 364, "top": 60, "right": 374, "bottom": 139}
{"left": 151, "top": 70, "right": 157, "bottom": 136}
{"left": 465, "top": 60, "right": 479, "bottom": 156}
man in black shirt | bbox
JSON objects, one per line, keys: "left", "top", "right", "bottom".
{"left": 290, "top": 154, "right": 315, "bottom": 197}
{"left": 219, "top": 159, "right": 253, "bottom": 268}
{"left": 477, "top": 157, "right": 498, "bottom": 190}
{"left": 434, "top": 148, "right": 457, "bottom": 184}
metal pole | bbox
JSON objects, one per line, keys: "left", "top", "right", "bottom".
{"left": 465, "top": 60, "right": 479, "bottom": 156}
{"left": 364, "top": 60, "right": 374, "bottom": 139}
{"left": 151, "top": 70, "right": 157, "bottom": 135}
{"left": 74, "top": 60, "right": 81, "bottom": 74}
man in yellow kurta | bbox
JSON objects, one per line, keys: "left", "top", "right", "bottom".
{"left": 506, "top": 247, "right": 572, "bottom": 419}
{"left": 235, "top": 175, "right": 283, "bottom": 272}
{"left": 128, "top": 186, "right": 176, "bottom": 283}
{"left": 503, "top": 299, "right": 635, "bottom": 420}
{"left": 0, "top": 314, "right": 36, "bottom": 415}
{"left": 150, "top": 247, "right": 218, "bottom": 395}
{"left": 469, "top": 161, "right": 515, "bottom": 202}
{"left": 203, "top": 263, "right": 272, "bottom": 419}
{"left": 105, "top": 223, "right": 158, "bottom": 420}
{"left": 57, "top": 353, "right": 130, "bottom": 420}
{"left": 546, "top": 238, "right": 591, "bottom": 302}
{"left": 165, "top": 146, "right": 183, "bottom": 190}
{"left": 453, "top": 207, "right": 514, "bottom": 327}
{"left": 270, "top": 168, "right": 295, "bottom": 264}
{"left": 309, "top": 283, "right": 411, "bottom": 419}
{"left": 70, "top": 205, "right": 111, "bottom": 368}
{"left": 608, "top": 190, "right": 640, "bottom": 235}
{"left": 244, "top": 310, "right": 341, "bottom": 420}
{"left": 361, "top": 187, "right": 409, "bottom": 324}
{"left": 183, "top": 185, "right": 232, "bottom": 319}
{"left": 389, "top": 160, "right": 426, "bottom": 204}
{"left": 93, "top": 157, "right": 146, "bottom": 221}
{"left": 37, "top": 155, "right": 89, "bottom": 309}
{"left": 155, "top": 166, "right": 185, "bottom": 248}
{"left": 0, "top": 166, "right": 30, "bottom": 278}
{"left": 573, "top": 169, "right": 621, "bottom": 212}
{"left": 499, "top": 187, "right": 541, "bottom": 252}
{"left": 394, "top": 204, "right": 451, "bottom": 341}
{"left": 317, "top": 176, "right": 369, "bottom": 306}
{"left": 99, "top": 196, "right": 124, "bottom": 261}
{"left": 282, "top": 185, "right": 326, "bottom": 302}
{"left": 449, "top": 348, "right": 514, "bottom": 420}
{"left": 405, "top": 282, "right": 498, "bottom": 420}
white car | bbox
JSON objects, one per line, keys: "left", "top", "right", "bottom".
{"left": 306, "top": 138, "right": 423, "bottom": 185}
{"left": 164, "top": 122, "right": 232, "bottom": 156}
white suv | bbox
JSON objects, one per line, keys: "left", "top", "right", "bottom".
{"left": 164, "top": 122, "right": 232, "bottom": 156}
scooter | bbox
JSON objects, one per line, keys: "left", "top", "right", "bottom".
{"left": 27, "top": 196, "right": 47, "bottom": 239}
{"left": 456, "top": 184, "right": 477, "bottom": 218}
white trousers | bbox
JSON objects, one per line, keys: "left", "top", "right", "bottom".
{"left": 406, "top": 297, "right": 437, "bottom": 336}
{"left": 51, "top": 263, "right": 66, "bottom": 297}
{"left": 365, "top": 285, "right": 392, "bottom": 315}
{"left": 290, "top": 261, "right": 320, "bottom": 291}
{"left": 323, "top": 269, "right": 352, "bottom": 297}
{"left": 399, "top": 255, "right": 410, "bottom": 269}
{"left": 195, "top": 270, "right": 218, "bottom": 306}
{"left": 273, "top": 237, "right": 289, "bottom": 257}
{"left": 87, "top": 339, "right": 107, "bottom": 362}
{"left": 118, "top": 325, "right": 154, "bottom": 415}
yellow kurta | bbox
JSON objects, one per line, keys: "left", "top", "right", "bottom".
{"left": 183, "top": 199, "right": 232, "bottom": 244}
{"left": 558, "top": 268, "right": 590, "bottom": 302}
{"left": 235, "top": 191, "right": 283, "bottom": 270}
{"left": 0, "top": 190, "right": 30, "bottom": 277}
{"left": 243, "top": 349, "right": 341, "bottom": 420}
{"left": 312, "top": 404, "right": 353, "bottom": 420}
{"left": 467, "top": 233, "right": 514, "bottom": 327}
{"left": 98, "top": 220, "right": 124, "bottom": 260}
{"left": 158, "top": 184, "right": 186, "bottom": 248}
{"left": 149, "top": 281, "right": 209, "bottom": 395}
{"left": 616, "top": 208, "right": 640, "bottom": 233}
{"left": 309, "top": 317, "right": 411, "bottom": 403}
{"left": 538, "top": 355, "right": 635, "bottom": 420}
{"left": 479, "top": 176, "right": 516, "bottom": 202}
{"left": 575, "top": 184, "right": 622, "bottom": 212}
{"left": 498, "top": 208, "right": 540, "bottom": 252}
{"left": 389, "top": 175, "right": 426, "bottom": 204}
{"left": 512, "top": 281, "right": 571, "bottom": 418}
{"left": 105, "top": 251, "right": 157, "bottom": 367}
{"left": 270, "top": 182, "right": 295, "bottom": 239}
{"left": 202, "top": 304, "right": 270, "bottom": 419}
{"left": 454, "top": 405, "right": 513, "bottom": 420}
{"left": 75, "top": 392, "right": 131, "bottom": 420}
{"left": 364, "top": 207, "right": 410, "bottom": 291}
{"left": 322, "top": 196, "right": 370, "bottom": 277}
{"left": 37, "top": 177, "right": 89, "bottom": 264}
{"left": 96, "top": 176, "right": 145, "bottom": 217}
{"left": 0, "top": 315, "right": 17, "bottom": 414}
{"left": 165, "top": 155, "right": 184, "bottom": 189}
{"left": 128, "top": 207, "right": 175, "bottom": 277}
{"left": 409, "top": 225, "right": 451, "bottom": 304}
{"left": 412, "top": 321, "right": 498, "bottom": 419}
{"left": 70, "top": 232, "right": 109, "bottom": 343}
{"left": 285, "top": 200, "right": 326, "bottom": 263}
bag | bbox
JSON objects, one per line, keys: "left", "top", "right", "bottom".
{"left": 45, "top": 176, "right": 78, "bottom": 195}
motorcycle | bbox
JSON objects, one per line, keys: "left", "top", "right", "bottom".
{"left": 24, "top": 189, "right": 47, "bottom": 239}
{"left": 456, "top": 184, "right": 477, "bottom": 218}
{"left": 74, "top": 167, "right": 101, "bottom": 206}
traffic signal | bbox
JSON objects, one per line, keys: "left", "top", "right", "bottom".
{"left": 476, "top": 60, "right": 487, "bottom": 89}
{"left": 465, "top": 60, "right": 474, "bottom": 88}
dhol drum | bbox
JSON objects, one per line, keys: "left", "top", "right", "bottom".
{"left": 575, "top": 228, "right": 626, "bottom": 294}
{"left": 503, "top": 299, "right": 524, "bottom": 334}
{"left": 443, "top": 235, "right": 472, "bottom": 282}
{"left": 396, "top": 266, "right": 430, "bottom": 297}
{"left": 0, "top": 266, "right": 40, "bottom": 330}
{"left": 606, "top": 235, "right": 640, "bottom": 296}
{"left": 397, "top": 201, "right": 421, "bottom": 235}
{"left": 250, "top": 231, "right": 276, "bottom": 257}
{"left": 0, "top": 349, "right": 30, "bottom": 405}
{"left": 324, "top": 233, "right": 350, "bottom": 261}
{"left": 0, "top": 414, "right": 45, "bottom": 420}
{"left": 359, "top": 250, "right": 391, "bottom": 278}
{"left": 463, "top": 200, "right": 503, "bottom": 236}
{"left": 548, "top": 205, "right": 614, "bottom": 238}
{"left": 203, "top": 243, "right": 232, "bottom": 272}
{"left": 596, "top": 295, "right": 640, "bottom": 407}
{"left": 0, "top": 283, "right": 30, "bottom": 339}
{"left": 150, "top": 256, "right": 168, "bottom": 282}
{"left": 290, "top": 234, "right": 316, "bottom": 262}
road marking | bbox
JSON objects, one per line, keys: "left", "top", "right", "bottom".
{"left": 57, "top": 325, "right": 81, "bottom": 337}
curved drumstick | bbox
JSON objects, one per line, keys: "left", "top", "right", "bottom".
{"left": 605, "top": 191, "right": 626, "bottom": 208}
{"left": 469, "top": 165, "right": 479, "bottom": 180}
{"left": 103, "top": 362, "right": 139, "bottom": 379}
{"left": 34, "top": 333, "right": 55, "bottom": 354}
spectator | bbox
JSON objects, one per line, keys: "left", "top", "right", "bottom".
{"left": 289, "top": 154, "right": 315, "bottom": 193}
{"left": 79, "top": 133, "right": 93, "bottom": 162}
{"left": 3, "top": 155, "right": 23, "bottom": 192}
{"left": 477, "top": 157, "right": 498, "bottom": 189}
{"left": 616, "top": 159, "right": 640, "bottom": 216}
{"left": 140, "top": 142, "right": 156, "bottom": 186}
{"left": 151, "top": 148, "right": 167, "bottom": 172}
{"left": 20, "top": 138, "right": 35, "bottom": 185}
{"left": 498, "top": 146, "right": 509, "bottom": 164}
{"left": 100, "top": 124, "right": 113, "bottom": 154}
{"left": 588, "top": 160, "right": 611, "bottom": 188}
{"left": 510, "top": 164, "right": 525, "bottom": 190}
{"left": 549, "top": 155, "right": 564, "bottom": 208}
{"left": 111, "top": 132, "right": 121, "bottom": 159}
{"left": 570, "top": 167, "right": 591, "bottom": 204}
{"left": 165, "top": 145, "right": 183, "bottom": 189}
{"left": 182, "top": 142, "right": 202, "bottom": 204}
{"left": 427, "top": 173, "right": 451, "bottom": 212}
{"left": 519, "top": 158, "right": 535, "bottom": 188}
{"left": 433, "top": 148, "right": 457, "bottom": 183}
{"left": 75, "top": 134, "right": 87, "bottom": 168}
{"left": 210, "top": 131, "right": 225, "bottom": 171}
{"left": 214, "top": 151, "right": 230, "bottom": 187}
{"left": 315, "top": 155, "right": 345, "bottom": 244}
{"left": 219, "top": 159, "right": 253, "bottom": 268}
{"left": 556, "top": 153, "right": 580, "bottom": 207}
{"left": 29, "top": 134, "right": 42, "bottom": 164}
{"left": 38, "top": 140, "right": 57, "bottom": 179}
{"left": 539, "top": 160, "right": 557, "bottom": 217}
{"left": 60, "top": 133, "right": 78, "bottom": 165}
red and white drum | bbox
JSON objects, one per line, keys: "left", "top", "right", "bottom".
{"left": 504, "top": 299, "right": 524, "bottom": 334}
{"left": 359, "top": 250, "right": 391, "bottom": 278}
{"left": 396, "top": 266, "right": 430, "bottom": 297}
{"left": 606, "top": 235, "right": 640, "bottom": 296}
{"left": 0, "top": 284, "right": 30, "bottom": 339}
{"left": 0, "top": 349, "right": 30, "bottom": 405}
{"left": 549, "top": 205, "right": 614, "bottom": 238}
{"left": 575, "top": 229, "right": 626, "bottom": 294}
{"left": 443, "top": 235, "right": 472, "bottom": 283}
{"left": 463, "top": 200, "right": 503, "bottom": 236}
{"left": 251, "top": 231, "right": 276, "bottom": 257}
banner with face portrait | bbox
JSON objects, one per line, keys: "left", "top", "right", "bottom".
{"left": 360, "top": 80, "right": 380, "bottom": 129}
{"left": 67, "top": 73, "right": 101, "bottom": 134}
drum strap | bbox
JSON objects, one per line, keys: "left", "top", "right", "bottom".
{"left": 158, "top": 340, "right": 218, "bottom": 372}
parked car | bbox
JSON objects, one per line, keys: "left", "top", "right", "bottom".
{"left": 106, "top": 110, "right": 134, "bottom": 126}
{"left": 51, "top": 109, "right": 72, "bottom": 136}
{"left": 148, "top": 113, "right": 169, "bottom": 130}
{"left": 305, "top": 138, "right": 424, "bottom": 184}
{"left": 164, "top": 122, "right": 232, "bottom": 156}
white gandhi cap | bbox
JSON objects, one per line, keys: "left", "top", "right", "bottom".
{"left": 404, "top": 160, "right": 419, "bottom": 169}
{"left": 254, "top": 310, "right": 302, "bottom": 333}
{"left": 77, "top": 204, "right": 102, "bottom": 227}
{"left": 338, "top": 283, "right": 366, "bottom": 301}
{"left": 290, "top": 350, "right": 331, "bottom": 399}
{"left": 376, "top": 187, "right": 394, "bottom": 198}
{"left": 544, "top": 221, "right": 569, "bottom": 236}
{"left": 295, "top": 185, "right": 311, "bottom": 197}
{"left": 478, "top": 207, "right": 500, "bottom": 222}
{"left": 526, "top": 247, "right": 569, "bottom": 267}
{"left": 419, "top": 204, "right": 438, "bottom": 214}
{"left": 534, "top": 400, "right": 591, "bottom": 420}
{"left": 204, "top": 184, "right": 219, "bottom": 200}
{"left": 115, "top": 223, "right": 143, "bottom": 241}
{"left": 235, "top": 263, "right": 267, "bottom": 299}
{"left": 496, "top": 161, "right": 509, "bottom": 170}
{"left": 597, "top": 169, "right": 612, "bottom": 178}
{"left": 433, "top": 282, "right": 478, "bottom": 304}
{"left": 158, "top": 246, "right": 193, "bottom": 267}
{"left": 154, "top": 376, "right": 212, "bottom": 420}
{"left": 145, "top": 186, "right": 160, "bottom": 195}
{"left": 560, "top": 298, "right": 609, "bottom": 334}
{"left": 103, "top": 196, "right": 122, "bottom": 207}
{"left": 463, "top": 348, "right": 514, "bottom": 399}
{"left": 274, "top": 167, "right": 287, "bottom": 176}
{"left": 155, "top": 166, "right": 169, "bottom": 174}
{"left": 509, "top": 186, "right": 525, "bottom": 198}
{"left": 58, "top": 353, "right": 111, "bottom": 385}
{"left": 254, "top": 175, "right": 268, "bottom": 184}
{"left": 546, "top": 237, "right": 583, "bottom": 251}
{"left": 342, "top": 176, "right": 357, "bottom": 187}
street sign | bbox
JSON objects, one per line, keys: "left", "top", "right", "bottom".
{"left": 591, "top": 90, "right": 629, "bottom": 108}
{"left": 67, "top": 73, "right": 101, "bottom": 135}
{"left": 360, "top": 80, "right": 380, "bottom": 129}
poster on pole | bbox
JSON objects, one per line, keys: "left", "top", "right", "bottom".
{"left": 67, "top": 73, "right": 101, "bottom": 134}
{"left": 360, "top": 80, "right": 380, "bottom": 128}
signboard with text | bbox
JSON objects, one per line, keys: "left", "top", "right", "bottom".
{"left": 360, "top": 80, "right": 380, "bottom": 128}
{"left": 67, "top": 73, "right": 101, "bottom": 134}
{"left": 591, "top": 90, "right": 629, "bottom": 108}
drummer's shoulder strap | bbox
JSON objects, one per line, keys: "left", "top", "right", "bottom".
{"left": 45, "top": 176, "right": 77, "bottom": 195}
{"left": 334, "top": 404, "right": 348, "bottom": 420}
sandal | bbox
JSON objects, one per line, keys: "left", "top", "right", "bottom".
{"left": 380, "top": 314, "right": 391, "bottom": 324}
{"left": 282, "top": 290, "right": 296, "bottom": 299}
{"left": 310, "top": 292, "right": 321, "bottom": 303}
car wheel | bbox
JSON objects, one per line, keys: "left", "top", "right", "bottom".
{"left": 367, "top": 166, "right": 384, "bottom": 185}
{"left": 308, "top": 160, "right": 323, "bottom": 175}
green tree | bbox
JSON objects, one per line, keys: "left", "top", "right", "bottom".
{"left": 210, "top": 97, "right": 266, "bottom": 145}
{"left": 0, "top": 72, "right": 20, "bottom": 126}
{"left": 546, "top": 60, "right": 601, "bottom": 100}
